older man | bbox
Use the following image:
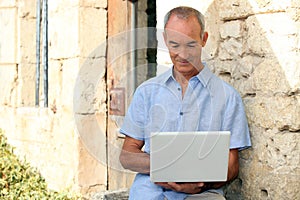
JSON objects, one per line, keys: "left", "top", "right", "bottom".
{"left": 119, "top": 6, "right": 251, "bottom": 200}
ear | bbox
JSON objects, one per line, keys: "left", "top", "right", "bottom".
{"left": 201, "top": 32, "right": 209, "bottom": 47}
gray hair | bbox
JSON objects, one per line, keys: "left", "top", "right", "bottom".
{"left": 164, "top": 6, "right": 206, "bottom": 37}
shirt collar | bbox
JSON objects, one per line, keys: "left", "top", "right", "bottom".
{"left": 163, "top": 63, "right": 214, "bottom": 87}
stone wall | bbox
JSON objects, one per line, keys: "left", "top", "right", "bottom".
{"left": 1, "top": 0, "right": 299, "bottom": 199}
{"left": 0, "top": 0, "right": 108, "bottom": 195}
{"left": 157, "top": 0, "right": 300, "bottom": 199}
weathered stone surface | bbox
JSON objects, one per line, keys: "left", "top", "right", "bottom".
{"left": 18, "top": 0, "right": 36, "bottom": 18}
{"left": 240, "top": 126, "right": 300, "bottom": 200}
{"left": 79, "top": 7, "right": 107, "bottom": 58}
{"left": 220, "top": 20, "right": 243, "bottom": 39}
{"left": 219, "top": 0, "right": 291, "bottom": 20}
{"left": 0, "top": 64, "right": 17, "bottom": 106}
{"left": 246, "top": 12, "right": 298, "bottom": 57}
{"left": 0, "top": 8, "right": 17, "bottom": 63}
{"left": 48, "top": 7, "right": 79, "bottom": 59}
{"left": 73, "top": 57, "right": 106, "bottom": 114}
{"left": 19, "top": 17, "right": 36, "bottom": 64}
{"left": 76, "top": 114, "right": 107, "bottom": 194}
{"left": 91, "top": 189, "right": 129, "bottom": 200}
{"left": 0, "top": 0, "right": 16, "bottom": 7}
{"left": 79, "top": 0, "right": 107, "bottom": 8}
{"left": 251, "top": 58, "right": 292, "bottom": 95}
{"left": 245, "top": 96, "right": 300, "bottom": 131}
{"left": 7, "top": 107, "right": 78, "bottom": 191}
{"left": 219, "top": 38, "right": 244, "bottom": 60}
{"left": 17, "top": 63, "right": 35, "bottom": 106}
{"left": 76, "top": 138, "right": 107, "bottom": 194}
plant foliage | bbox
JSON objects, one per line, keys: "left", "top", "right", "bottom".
{"left": 0, "top": 129, "right": 80, "bottom": 200}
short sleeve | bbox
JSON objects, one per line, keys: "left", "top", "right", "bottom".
{"left": 222, "top": 91, "right": 252, "bottom": 151}
{"left": 119, "top": 88, "right": 145, "bottom": 141}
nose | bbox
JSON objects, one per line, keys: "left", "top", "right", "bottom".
{"left": 177, "top": 47, "right": 189, "bottom": 60}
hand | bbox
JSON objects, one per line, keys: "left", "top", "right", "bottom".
{"left": 155, "top": 182, "right": 205, "bottom": 194}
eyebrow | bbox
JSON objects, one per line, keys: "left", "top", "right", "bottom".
{"left": 187, "top": 41, "right": 197, "bottom": 45}
{"left": 168, "top": 41, "right": 179, "bottom": 45}
{"left": 168, "top": 40, "right": 198, "bottom": 46}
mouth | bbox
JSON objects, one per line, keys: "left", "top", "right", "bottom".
{"left": 177, "top": 59, "right": 190, "bottom": 65}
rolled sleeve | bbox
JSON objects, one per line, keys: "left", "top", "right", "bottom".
{"left": 120, "top": 88, "right": 146, "bottom": 141}
{"left": 222, "top": 91, "right": 251, "bottom": 151}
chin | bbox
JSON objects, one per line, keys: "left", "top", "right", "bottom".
{"left": 176, "top": 65, "right": 196, "bottom": 72}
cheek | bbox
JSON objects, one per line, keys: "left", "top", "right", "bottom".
{"left": 169, "top": 50, "right": 177, "bottom": 58}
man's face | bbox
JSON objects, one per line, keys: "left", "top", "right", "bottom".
{"left": 164, "top": 15, "right": 208, "bottom": 77}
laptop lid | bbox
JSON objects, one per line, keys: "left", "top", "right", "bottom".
{"left": 150, "top": 131, "right": 230, "bottom": 182}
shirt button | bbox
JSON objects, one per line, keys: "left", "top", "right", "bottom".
{"left": 180, "top": 112, "right": 183, "bottom": 115}
{"left": 177, "top": 88, "right": 181, "bottom": 91}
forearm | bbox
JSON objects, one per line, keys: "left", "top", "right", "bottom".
{"left": 119, "top": 149, "right": 150, "bottom": 174}
{"left": 205, "top": 149, "right": 239, "bottom": 190}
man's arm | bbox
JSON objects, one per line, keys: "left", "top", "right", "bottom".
{"left": 119, "top": 136, "right": 150, "bottom": 174}
{"left": 205, "top": 148, "right": 239, "bottom": 189}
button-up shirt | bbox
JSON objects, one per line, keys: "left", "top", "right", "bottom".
{"left": 120, "top": 65, "right": 251, "bottom": 200}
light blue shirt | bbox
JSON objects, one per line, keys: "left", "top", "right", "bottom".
{"left": 120, "top": 65, "right": 251, "bottom": 200}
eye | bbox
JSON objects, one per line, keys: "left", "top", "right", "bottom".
{"left": 171, "top": 44, "right": 179, "bottom": 48}
{"left": 187, "top": 44, "right": 196, "bottom": 48}
{"left": 168, "top": 41, "right": 179, "bottom": 49}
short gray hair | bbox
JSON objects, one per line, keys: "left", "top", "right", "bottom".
{"left": 164, "top": 6, "right": 206, "bottom": 37}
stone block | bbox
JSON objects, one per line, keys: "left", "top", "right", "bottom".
{"left": 246, "top": 13, "right": 298, "bottom": 57}
{"left": 0, "top": 0, "right": 16, "bottom": 7}
{"left": 219, "top": 0, "right": 291, "bottom": 20}
{"left": 91, "top": 189, "right": 129, "bottom": 200}
{"left": 17, "top": 62, "right": 36, "bottom": 106}
{"left": 202, "top": 3, "right": 220, "bottom": 60}
{"left": 0, "top": 107, "right": 16, "bottom": 136}
{"left": 47, "top": 59, "right": 63, "bottom": 111}
{"left": 219, "top": 38, "right": 243, "bottom": 60}
{"left": 49, "top": 0, "right": 79, "bottom": 13}
{"left": 48, "top": 7, "right": 79, "bottom": 59}
{"left": 0, "top": 64, "right": 17, "bottom": 106}
{"left": 220, "top": 20, "right": 243, "bottom": 39}
{"left": 219, "top": 0, "right": 254, "bottom": 20}
{"left": 245, "top": 96, "right": 300, "bottom": 131}
{"left": 75, "top": 116, "right": 107, "bottom": 193}
{"left": 18, "top": 17, "right": 36, "bottom": 64}
{"left": 251, "top": 58, "right": 292, "bottom": 95}
{"left": 74, "top": 57, "right": 106, "bottom": 114}
{"left": 79, "top": 0, "right": 107, "bottom": 8}
{"left": 79, "top": 7, "right": 107, "bottom": 58}
{"left": 0, "top": 8, "right": 17, "bottom": 63}
{"left": 61, "top": 58, "right": 80, "bottom": 110}
{"left": 18, "top": 0, "right": 36, "bottom": 18}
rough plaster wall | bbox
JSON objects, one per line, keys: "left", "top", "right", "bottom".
{"left": 157, "top": 0, "right": 300, "bottom": 199}
{"left": 210, "top": 1, "right": 300, "bottom": 199}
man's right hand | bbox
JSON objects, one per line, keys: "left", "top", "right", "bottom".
{"left": 155, "top": 182, "right": 205, "bottom": 194}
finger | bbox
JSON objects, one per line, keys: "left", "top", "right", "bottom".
{"left": 155, "top": 182, "right": 172, "bottom": 190}
{"left": 197, "top": 182, "right": 204, "bottom": 187}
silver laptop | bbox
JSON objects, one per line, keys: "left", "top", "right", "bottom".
{"left": 150, "top": 131, "right": 230, "bottom": 182}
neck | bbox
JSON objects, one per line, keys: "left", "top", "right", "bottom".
{"left": 173, "top": 63, "right": 204, "bottom": 83}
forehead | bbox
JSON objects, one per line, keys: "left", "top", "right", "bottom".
{"left": 164, "top": 15, "right": 202, "bottom": 41}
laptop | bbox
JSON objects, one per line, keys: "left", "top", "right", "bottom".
{"left": 150, "top": 131, "right": 230, "bottom": 182}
